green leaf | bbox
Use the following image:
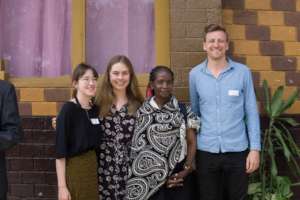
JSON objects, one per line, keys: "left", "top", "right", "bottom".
{"left": 263, "top": 80, "right": 271, "bottom": 115}
{"left": 278, "top": 88, "right": 300, "bottom": 114}
{"left": 248, "top": 182, "right": 262, "bottom": 195}
{"left": 276, "top": 121, "right": 300, "bottom": 157}
{"left": 274, "top": 127, "right": 291, "bottom": 161}
{"left": 268, "top": 135, "right": 278, "bottom": 177}
{"left": 278, "top": 117, "right": 300, "bottom": 127}
{"left": 270, "top": 86, "right": 284, "bottom": 117}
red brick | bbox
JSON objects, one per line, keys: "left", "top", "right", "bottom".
{"left": 245, "top": 25, "right": 270, "bottom": 41}
{"left": 260, "top": 41, "right": 284, "bottom": 56}
{"left": 222, "top": 0, "right": 245, "bottom": 9}
{"left": 18, "top": 102, "right": 32, "bottom": 116}
{"left": 19, "top": 144, "right": 44, "bottom": 157}
{"left": 21, "top": 117, "right": 52, "bottom": 130}
{"left": 271, "top": 56, "right": 297, "bottom": 71}
{"left": 45, "top": 172, "right": 57, "bottom": 185}
{"left": 44, "top": 88, "right": 70, "bottom": 102}
{"left": 34, "top": 159, "right": 55, "bottom": 171}
{"left": 43, "top": 145, "right": 56, "bottom": 157}
{"left": 231, "top": 56, "right": 246, "bottom": 64}
{"left": 23, "top": 130, "right": 55, "bottom": 145}
{"left": 286, "top": 72, "right": 300, "bottom": 86}
{"left": 252, "top": 71, "right": 261, "bottom": 87}
{"left": 22, "top": 172, "right": 46, "bottom": 184}
{"left": 285, "top": 12, "right": 300, "bottom": 26}
{"left": 255, "top": 86, "right": 266, "bottom": 103}
{"left": 234, "top": 10, "right": 257, "bottom": 25}
{"left": 10, "top": 184, "right": 34, "bottom": 197}
{"left": 34, "top": 184, "right": 57, "bottom": 198}
{"left": 8, "top": 158, "right": 34, "bottom": 171}
{"left": 6, "top": 145, "right": 20, "bottom": 157}
{"left": 7, "top": 197, "right": 21, "bottom": 200}
{"left": 272, "top": 0, "right": 296, "bottom": 11}
{"left": 7, "top": 172, "right": 21, "bottom": 184}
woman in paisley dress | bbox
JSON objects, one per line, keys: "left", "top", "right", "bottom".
{"left": 95, "top": 55, "right": 144, "bottom": 200}
{"left": 126, "top": 66, "right": 200, "bottom": 200}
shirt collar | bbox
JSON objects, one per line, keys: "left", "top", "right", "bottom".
{"left": 149, "top": 96, "right": 178, "bottom": 111}
{"left": 202, "top": 57, "right": 235, "bottom": 75}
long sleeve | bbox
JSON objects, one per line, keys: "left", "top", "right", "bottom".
{"left": 0, "top": 83, "right": 23, "bottom": 151}
{"left": 244, "top": 69, "right": 261, "bottom": 151}
{"left": 189, "top": 70, "right": 200, "bottom": 118}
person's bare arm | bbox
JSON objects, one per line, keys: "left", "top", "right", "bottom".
{"left": 56, "top": 158, "right": 71, "bottom": 200}
{"left": 167, "top": 128, "right": 196, "bottom": 188}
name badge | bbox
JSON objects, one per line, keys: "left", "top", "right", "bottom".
{"left": 90, "top": 118, "right": 100, "bottom": 125}
{"left": 228, "top": 90, "right": 239, "bottom": 96}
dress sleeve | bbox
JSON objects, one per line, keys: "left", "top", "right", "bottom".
{"left": 185, "top": 104, "right": 201, "bottom": 132}
{"left": 55, "top": 103, "right": 72, "bottom": 158}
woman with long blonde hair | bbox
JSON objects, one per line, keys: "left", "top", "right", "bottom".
{"left": 95, "top": 55, "right": 143, "bottom": 200}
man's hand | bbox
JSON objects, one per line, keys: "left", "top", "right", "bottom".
{"left": 246, "top": 150, "right": 260, "bottom": 174}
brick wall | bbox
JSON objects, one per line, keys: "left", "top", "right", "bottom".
{"left": 222, "top": 0, "right": 300, "bottom": 198}
{"left": 169, "top": 0, "right": 222, "bottom": 102}
{"left": 16, "top": 88, "right": 71, "bottom": 116}
{"left": 6, "top": 117, "right": 57, "bottom": 200}
{"left": 222, "top": 0, "right": 300, "bottom": 113}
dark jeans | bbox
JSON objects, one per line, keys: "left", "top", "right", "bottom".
{"left": 196, "top": 150, "right": 248, "bottom": 200}
{"left": 0, "top": 152, "right": 7, "bottom": 200}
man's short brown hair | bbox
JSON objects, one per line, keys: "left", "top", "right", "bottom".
{"left": 204, "top": 24, "right": 228, "bottom": 41}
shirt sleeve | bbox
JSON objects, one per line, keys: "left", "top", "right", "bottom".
{"left": 189, "top": 70, "right": 200, "bottom": 118}
{"left": 55, "top": 103, "right": 72, "bottom": 158}
{"left": 244, "top": 69, "right": 261, "bottom": 151}
{"left": 0, "top": 84, "right": 23, "bottom": 151}
{"left": 185, "top": 104, "right": 201, "bottom": 132}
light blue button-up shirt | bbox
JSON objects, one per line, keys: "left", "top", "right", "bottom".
{"left": 189, "top": 59, "right": 261, "bottom": 153}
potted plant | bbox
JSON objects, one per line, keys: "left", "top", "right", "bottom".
{"left": 248, "top": 80, "right": 300, "bottom": 200}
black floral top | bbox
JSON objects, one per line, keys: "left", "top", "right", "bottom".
{"left": 97, "top": 105, "right": 135, "bottom": 200}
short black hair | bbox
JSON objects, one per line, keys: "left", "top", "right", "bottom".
{"left": 149, "top": 65, "right": 174, "bottom": 82}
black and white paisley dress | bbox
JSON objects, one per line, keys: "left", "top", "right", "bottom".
{"left": 97, "top": 105, "right": 135, "bottom": 200}
{"left": 126, "top": 97, "right": 199, "bottom": 200}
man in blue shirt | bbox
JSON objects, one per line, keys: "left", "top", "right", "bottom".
{"left": 189, "top": 24, "right": 261, "bottom": 200}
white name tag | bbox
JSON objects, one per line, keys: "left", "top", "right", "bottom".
{"left": 228, "top": 90, "right": 239, "bottom": 96}
{"left": 90, "top": 118, "right": 100, "bottom": 125}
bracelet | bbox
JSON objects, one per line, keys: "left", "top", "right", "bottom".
{"left": 184, "top": 163, "right": 191, "bottom": 170}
